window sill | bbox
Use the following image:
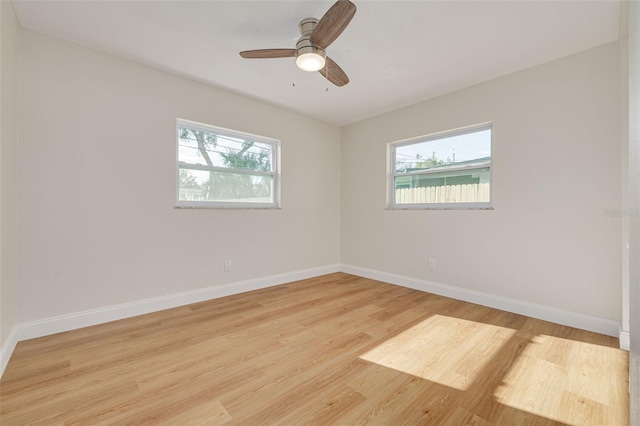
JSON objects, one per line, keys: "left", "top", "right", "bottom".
{"left": 175, "top": 203, "right": 281, "bottom": 210}
{"left": 387, "top": 203, "right": 494, "bottom": 210}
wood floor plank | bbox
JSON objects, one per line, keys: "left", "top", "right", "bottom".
{"left": 441, "top": 406, "right": 493, "bottom": 426}
{"left": 0, "top": 273, "right": 629, "bottom": 425}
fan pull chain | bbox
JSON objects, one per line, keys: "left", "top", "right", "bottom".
{"left": 292, "top": 60, "right": 296, "bottom": 88}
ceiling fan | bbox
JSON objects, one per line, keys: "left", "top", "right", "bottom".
{"left": 239, "top": 0, "right": 357, "bottom": 87}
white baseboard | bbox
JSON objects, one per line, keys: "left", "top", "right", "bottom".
{"left": 619, "top": 326, "right": 630, "bottom": 351}
{"left": 15, "top": 264, "right": 341, "bottom": 343}
{"left": 1, "top": 262, "right": 626, "bottom": 380}
{"left": 0, "top": 325, "right": 19, "bottom": 378}
{"left": 340, "top": 264, "right": 622, "bottom": 341}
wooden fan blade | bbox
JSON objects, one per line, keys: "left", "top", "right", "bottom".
{"left": 319, "top": 57, "right": 349, "bottom": 87}
{"left": 310, "top": 0, "right": 356, "bottom": 48}
{"left": 239, "top": 49, "right": 296, "bottom": 59}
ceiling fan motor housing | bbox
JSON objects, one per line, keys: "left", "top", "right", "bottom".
{"left": 295, "top": 17, "right": 326, "bottom": 71}
{"left": 296, "top": 18, "right": 326, "bottom": 59}
{"left": 298, "top": 18, "right": 318, "bottom": 37}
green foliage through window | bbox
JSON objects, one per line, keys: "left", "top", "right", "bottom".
{"left": 390, "top": 124, "right": 492, "bottom": 207}
{"left": 177, "top": 120, "right": 279, "bottom": 207}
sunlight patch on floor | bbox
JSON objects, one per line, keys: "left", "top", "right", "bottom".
{"left": 359, "top": 314, "right": 516, "bottom": 391}
{"left": 494, "top": 334, "right": 628, "bottom": 426}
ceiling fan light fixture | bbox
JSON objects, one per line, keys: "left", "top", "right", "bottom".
{"left": 239, "top": 0, "right": 355, "bottom": 86}
{"left": 296, "top": 46, "right": 326, "bottom": 72}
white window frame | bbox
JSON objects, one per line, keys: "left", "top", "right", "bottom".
{"left": 176, "top": 118, "right": 281, "bottom": 209}
{"left": 387, "top": 123, "right": 493, "bottom": 210}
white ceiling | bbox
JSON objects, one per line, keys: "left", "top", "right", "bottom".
{"left": 12, "top": 0, "right": 620, "bottom": 126}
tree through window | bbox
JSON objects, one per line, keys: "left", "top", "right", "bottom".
{"left": 176, "top": 119, "right": 279, "bottom": 208}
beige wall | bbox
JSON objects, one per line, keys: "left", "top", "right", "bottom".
{"left": 1, "top": 1, "right": 19, "bottom": 351}
{"left": 341, "top": 42, "right": 621, "bottom": 321}
{"left": 16, "top": 30, "right": 341, "bottom": 322}
{"left": 11, "top": 28, "right": 625, "bottom": 338}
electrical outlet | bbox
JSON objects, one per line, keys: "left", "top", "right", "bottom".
{"left": 428, "top": 258, "right": 436, "bottom": 270}
{"left": 224, "top": 260, "right": 232, "bottom": 272}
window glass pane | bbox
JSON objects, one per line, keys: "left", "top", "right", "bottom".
{"left": 179, "top": 167, "right": 273, "bottom": 204}
{"left": 390, "top": 125, "right": 492, "bottom": 208}
{"left": 178, "top": 127, "right": 273, "bottom": 172}
{"left": 176, "top": 119, "right": 279, "bottom": 208}
{"left": 394, "top": 167, "right": 490, "bottom": 204}
{"left": 395, "top": 129, "right": 491, "bottom": 174}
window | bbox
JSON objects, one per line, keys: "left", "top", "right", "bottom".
{"left": 388, "top": 123, "right": 492, "bottom": 209}
{"left": 176, "top": 119, "right": 280, "bottom": 208}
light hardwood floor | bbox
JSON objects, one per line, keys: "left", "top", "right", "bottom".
{"left": 0, "top": 273, "right": 629, "bottom": 425}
